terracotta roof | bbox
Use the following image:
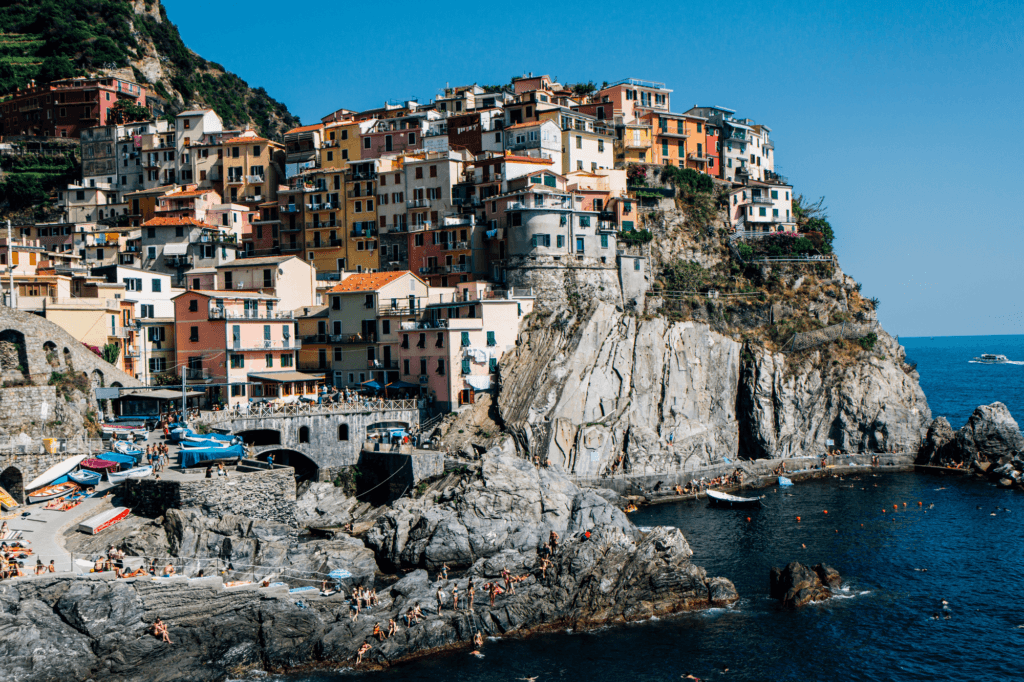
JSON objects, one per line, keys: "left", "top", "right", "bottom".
{"left": 173, "top": 289, "right": 279, "bottom": 300}
{"left": 503, "top": 155, "right": 554, "bottom": 165}
{"left": 222, "top": 135, "right": 270, "bottom": 145}
{"left": 141, "top": 217, "right": 216, "bottom": 228}
{"left": 286, "top": 124, "right": 324, "bottom": 134}
{"left": 328, "top": 271, "right": 418, "bottom": 293}
{"left": 504, "top": 121, "right": 544, "bottom": 130}
{"left": 164, "top": 188, "right": 215, "bottom": 198}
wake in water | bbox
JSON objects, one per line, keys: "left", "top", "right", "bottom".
{"left": 967, "top": 360, "right": 1024, "bottom": 365}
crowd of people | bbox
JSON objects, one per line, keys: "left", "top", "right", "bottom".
{"left": 671, "top": 469, "right": 746, "bottom": 496}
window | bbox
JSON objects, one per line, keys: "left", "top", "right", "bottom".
{"left": 486, "top": 331, "right": 496, "bottom": 347}
{"left": 489, "top": 357, "right": 497, "bottom": 372}
{"left": 773, "top": 208, "right": 779, "bottom": 217}
{"left": 634, "top": 259, "right": 641, "bottom": 271}
{"left": 531, "top": 234, "right": 551, "bottom": 247}
{"left": 188, "top": 299, "right": 198, "bottom": 312}
{"left": 436, "top": 332, "right": 444, "bottom": 348}
{"left": 557, "top": 235, "right": 565, "bottom": 248}
{"left": 415, "top": 167, "right": 423, "bottom": 179}
{"left": 299, "top": 426, "right": 309, "bottom": 443}
{"left": 230, "top": 354, "right": 244, "bottom": 368}
{"left": 461, "top": 331, "right": 470, "bottom": 347}
{"left": 266, "top": 354, "right": 273, "bottom": 367}
{"left": 151, "top": 279, "right": 161, "bottom": 292}
{"left": 334, "top": 347, "right": 343, "bottom": 361}
{"left": 771, "top": 190, "right": 779, "bottom": 199}
{"left": 403, "top": 359, "right": 410, "bottom": 375}
{"left": 408, "top": 132, "right": 416, "bottom": 144}
{"left": 338, "top": 424, "right": 349, "bottom": 441}
{"left": 437, "top": 358, "right": 445, "bottom": 375}
{"left": 419, "top": 358, "right": 427, "bottom": 375}
{"left": 363, "top": 137, "right": 370, "bottom": 149}
{"left": 332, "top": 296, "right": 341, "bottom": 310}
{"left": 759, "top": 207, "right": 767, "bottom": 216}
{"left": 601, "top": 234, "right": 608, "bottom": 248}
{"left": 149, "top": 358, "right": 167, "bottom": 373}
{"left": 231, "top": 384, "right": 246, "bottom": 397}
{"left": 429, "top": 165, "right": 437, "bottom": 177}
{"left": 382, "top": 319, "right": 390, "bottom": 335}
{"left": 462, "top": 359, "right": 471, "bottom": 375}
{"left": 281, "top": 354, "right": 294, "bottom": 367}
{"left": 576, "top": 135, "right": 582, "bottom": 149}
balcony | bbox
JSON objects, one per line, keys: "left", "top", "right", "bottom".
{"left": 368, "top": 359, "right": 399, "bottom": 370}
{"left": 281, "top": 204, "right": 300, "bottom": 213}
{"left": 322, "top": 140, "right": 339, "bottom": 148}
{"left": 301, "top": 333, "right": 375, "bottom": 345}
{"left": 442, "top": 215, "right": 475, "bottom": 227}
{"left": 209, "top": 307, "right": 295, "bottom": 320}
{"left": 185, "top": 368, "right": 210, "bottom": 381}
{"left": 406, "top": 199, "right": 427, "bottom": 208}
{"left": 350, "top": 170, "right": 377, "bottom": 181}
{"left": 508, "top": 201, "right": 526, "bottom": 211}
{"left": 688, "top": 153, "right": 708, "bottom": 163}
{"left": 750, "top": 194, "right": 773, "bottom": 205}
{"left": 229, "top": 339, "right": 302, "bottom": 351}
{"left": 441, "top": 241, "right": 469, "bottom": 251}
{"left": 226, "top": 175, "right": 245, "bottom": 185}
{"left": 623, "top": 138, "right": 651, "bottom": 149}
{"left": 247, "top": 175, "right": 265, "bottom": 184}
{"left": 351, "top": 228, "right": 376, "bottom": 239}
{"left": 124, "top": 346, "right": 141, "bottom": 359}
{"left": 657, "top": 129, "right": 688, "bottom": 139}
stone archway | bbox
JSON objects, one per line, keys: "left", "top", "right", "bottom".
{"left": 0, "top": 465, "right": 25, "bottom": 505}
{"left": 90, "top": 369, "right": 104, "bottom": 388}
{"left": 43, "top": 341, "right": 60, "bottom": 369}
{"left": 63, "top": 347, "right": 74, "bottom": 370}
{"left": 259, "top": 448, "right": 319, "bottom": 481}
{"left": 0, "top": 329, "right": 29, "bottom": 384}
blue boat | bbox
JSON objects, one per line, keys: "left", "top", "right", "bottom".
{"left": 778, "top": 476, "right": 794, "bottom": 487}
{"left": 101, "top": 451, "right": 139, "bottom": 466}
{"left": 113, "top": 441, "right": 144, "bottom": 457}
{"left": 289, "top": 586, "right": 317, "bottom": 594}
{"left": 68, "top": 470, "right": 103, "bottom": 486}
{"left": 179, "top": 443, "right": 245, "bottom": 468}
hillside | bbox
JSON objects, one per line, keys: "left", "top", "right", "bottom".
{"left": 0, "top": 0, "right": 299, "bottom": 139}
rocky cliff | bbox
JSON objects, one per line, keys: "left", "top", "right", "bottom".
{"left": 497, "top": 301, "right": 930, "bottom": 477}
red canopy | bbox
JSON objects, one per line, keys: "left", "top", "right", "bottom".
{"left": 81, "top": 458, "right": 116, "bottom": 470}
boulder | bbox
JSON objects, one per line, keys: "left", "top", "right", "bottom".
{"left": 953, "top": 403, "right": 1024, "bottom": 464}
{"left": 917, "top": 417, "right": 956, "bottom": 464}
{"left": 769, "top": 561, "right": 839, "bottom": 607}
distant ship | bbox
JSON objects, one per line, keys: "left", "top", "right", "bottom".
{"left": 972, "top": 354, "right": 1009, "bottom": 364}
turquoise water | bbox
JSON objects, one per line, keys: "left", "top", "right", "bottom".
{"left": 901, "top": 334, "right": 1024, "bottom": 428}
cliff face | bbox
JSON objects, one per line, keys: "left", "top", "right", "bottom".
{"left": 498, "top": 302, "right": 930, "bottom": 476}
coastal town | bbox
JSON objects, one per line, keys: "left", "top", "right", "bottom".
{"left": 0, "top": 72, "right": 794, "bottom": 412}
{"left": 0, "top": 20, "right": 1022, "bottom": 682}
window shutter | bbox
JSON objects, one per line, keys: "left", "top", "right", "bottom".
{"left": 461, "top": 359, "right": 471, "bottom": 375}
{"left": 489, "top": 358, "right": 497, "bottom": 372}
{"left": 461, "top": 332, "right": 470, "bottom": 347}
{"left": 486, "top": 331, "right": 496, "bottom": 347}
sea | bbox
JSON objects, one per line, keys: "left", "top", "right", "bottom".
{"left": 280, "top": 335, "right": 1024, "bottom": 682}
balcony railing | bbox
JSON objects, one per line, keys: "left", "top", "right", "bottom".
{"left": 209, "top": 307, "right": 295, "bottom": 320}
{"left": 281, "top": 204, "right": 300, "bottom": 213}
{"left": 229, "top": 339, "right": 302, "bottom": 351}
{"left": 368, "top": 359, "right": 400, "bottom": 369}
{"left": 185, "top": 368, "right": 210, "bottom": 380}
{"left": 300, "top": 333, "right": 376, "bottom": 344}
{"left": 749, "top": 194, "right": 773, "bottom": 204}
{"left": 406, "top": 199, "right": 427, "bottom": 208}
{"left": 441, "top": 241, "right": 469, "bottom": 251}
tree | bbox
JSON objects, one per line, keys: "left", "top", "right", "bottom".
{"left": 101, "top": 343, "right": 121, "bottom": 366}
{"left": 37, "top": 55, "right": 77, "bottom": 83}
{"left": 571, "top": 81, "right": 596, "bottom": 98}
{"left": 661, "top": 260, "right": 711, "bottom": 292}
{"left": 108, "top": 98, "right": 151, "bottom": 123}
{"left": 802, "top": 217, "right": 835, "bottom": 254}
{"left": 0, "top": 175, "right": 47, "bottom": 210}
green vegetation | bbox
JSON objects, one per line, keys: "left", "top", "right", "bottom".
{"left": 793, "top": 195, "right": 835, "bottom": 254}
{"left": 661, "top": 259, "right": 714, "bottom": 292}
{"left": 858, "top": 332, "right": 878, "bottom": 351}
{"left": 101, "top": 342, "right": 120, "bottom": 365}
{"left": 48, "top": 370, "right": 90, "bottom": 400}
{"left": 151, "top": 372, "right": 181, "bottom": 386}
{"left": 660, "top": 165, "right": 715, "bottom": 194}
{"left": 619, "top": 228, "right": 653, "bottom": 246}
{"left": 108, "top": 98, "right": 150, "bottom": 123}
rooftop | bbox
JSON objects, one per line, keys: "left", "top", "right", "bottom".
{"left": 328, "top": 271, "right": 420, "bottom": 293}
{"left": 219, "top": 255, "right": 296, "bottom": 268}
{"left": 174, "top": 290, "right": 280, "bottom": 301}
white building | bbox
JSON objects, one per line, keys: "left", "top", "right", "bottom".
{"left": 729, "top": 182, "right": 795, "bottom": 232}
{"left": 503, "top": 120, "right": 562, "bottom": 171}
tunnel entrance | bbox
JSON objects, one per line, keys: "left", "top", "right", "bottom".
{"left": 237, "top": 429, "right": 281, "bottom": 447}
{"left": 355, "top": 452, "right": 415, "bottom": 507}
{"left": 259, "top": 448, "right": 319, "bottom": 481}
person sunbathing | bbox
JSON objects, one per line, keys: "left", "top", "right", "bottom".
{"left": 387, "top": 618, "right": 397, "bottom": 637}
{"left": 355, "top": 642, "right": 371, "bottom": 666}
{"left": 373, "top": 622, "right": 385, "bottom": 641}
{"left": 152, "top": 618, "right": 173, "bottom": 644}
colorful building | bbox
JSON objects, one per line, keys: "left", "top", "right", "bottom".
{"left": 0, "top": 76, "right": 147, "bottom": 139}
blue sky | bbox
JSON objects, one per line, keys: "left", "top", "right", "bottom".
{"left": 163, "top": 0, "right": 1023, "bottom": 337}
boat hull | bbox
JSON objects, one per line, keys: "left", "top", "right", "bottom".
{"left": 107, "top": 466, "right": 153, "bottom": 483}
{"left": 28, "top": 482, "right": 80, "bottom": 504}
{"left": 68, "top": 471, "right": 103, "bottom": 486}
{"left": 25, "top": 455, "right": 88, "bottom": 490}
{"left": 79, "top": 507, "right": 130, "bottom": 535}
{"left": 707, "top": 489, "right": 762, "bottom": 508}
{"left": 0, "top": 486, "right": 18, "bottom": 510}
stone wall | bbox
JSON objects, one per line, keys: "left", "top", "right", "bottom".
{"left": 504, "top": 256, "right": 622, "bottom": 311}
{"left": 0, "top": 451, "right": 76, "bottom": 503}
{"left": 121, "top": 467, "right": 297, "bottom": 524}
{"left": 0, "top": 385, "right": 93, "bottom": 441}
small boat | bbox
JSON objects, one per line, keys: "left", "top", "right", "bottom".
{"left": 78, "top": 507, "right": 130, "bottom": 534}
{"left": 25, "top": 455, "right": 88, "bottom": 490}
{"left": 68, "top": 470, "right": 103, "bottom": 487}
{"left": 706, "top": 489, "right": 762, "bottom": 508}
{"left": 972, "top": 354, "right": 1009, "bottom": 364}
{"left": 778, "top": 476, "right": 794, "bottom": 487}
{"left": 28, "top": 481, "right": 80, "bottom": 504}
{"left": 112, "top": 441, "right": 144, "bottom": 456}
{"left": 289, "top": 586, "right": 317, "bottom": 594}
{"left": 107, "top": 466, "right": 153, "bottom": 484}
{"left": 102, "top": 423, "right": 148, "bottom": 438}
{"left": 0, "top": 485, "right": 18, "bottom": 511}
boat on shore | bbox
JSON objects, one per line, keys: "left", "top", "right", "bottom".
{"left": 107, "top": 466, "right": 153, "bottom": 483}
{"left": 707, "top": 489, "right": 762, "bottom": 508}
{"left": 0, "top": 485, "right": 19, "bottom": 510}
{"left": 28, "top": 481, "right": 80, "bottom": 504}
{"left": 68, "top": 470, "right": 103, "bottom": 486}
{"left": 25, "top": 455, "right": 88, "bottom": 490}
{"left": 78, "top": 507, "right": 130, "bottom": 534}
{"left": 972, "top": 354, "right": 1009, "bottom": 364}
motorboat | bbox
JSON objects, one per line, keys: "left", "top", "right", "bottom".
{"left": 706, "top": 489, "right": 762, "bottom": 508}
{"left": 972, "top": 354, "right": 1009, "bottom": 364}
{"left": 28, "top": 481, "right": 80, "bottom": 504}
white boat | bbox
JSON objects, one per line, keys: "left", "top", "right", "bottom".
{"left": 113, "top": 441, "right": 144, "bottom": 456}
{"left": 778, "top": 476, "right": 794, "bottom": 487}
{"left": 972, "top": 354, "right": 1009, "bottom": 364}
{"left": 78, "top": 507, "right": 130, "bottom": 534}
{"left": 25, "top": 455, "right": 87, "bottom": 490}
{"left": 707, "top": 489, "right": 762, "bottom": 507}
{"left": 107, "top": 466, "right": 153, "bottom": 483}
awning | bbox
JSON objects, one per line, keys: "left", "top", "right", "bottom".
{"left": 248, "top": 371, "right": 322, "bottom": 383}
{"left": 118, "top": 389, "right": 206, "bottom": 400}
{"left": 360, "top": 380, "right": 384, "bottom": 390}
{"left": 385, "top": 381, "right": 419, "bottom": 389}
{"left": 163, "top": 243, "right": 188, "bottom": 256}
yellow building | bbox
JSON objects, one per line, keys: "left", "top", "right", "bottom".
{"left": 303, "top": 167, "right": 347, "bottom": 274}
{"left": 616, "top": 122, "right": 652, "bottom": 165}
{"left": 322, "top": 120, "right": 371, "bottom": 170}
{"left": 343, "top": 158, "right": 392, "bottom": 273}
{"left": 642, "top": 112, "right": 708, "bottom": 169}
{"left": 220, "top": 130, "right": 284, "bottom": 206}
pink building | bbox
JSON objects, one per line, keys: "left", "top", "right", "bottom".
{"left": 173, "top": 290, "right": 318, "bottom": 408}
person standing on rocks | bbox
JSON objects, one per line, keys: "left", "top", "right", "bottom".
{"left": 436, "top": 586, "right": 446, "bottom": 615}
{"left": 549, "top": 530, "right": 559, "bottom": 550}
{"left": 452, "top": 583, "right": 460, "bottom": 611}
{"left": 468, "top": 580, "right": 476, "bottom": 610}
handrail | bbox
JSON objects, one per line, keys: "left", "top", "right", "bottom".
{"left": 216, "top": 398, "right": 420, "bottom": 420}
